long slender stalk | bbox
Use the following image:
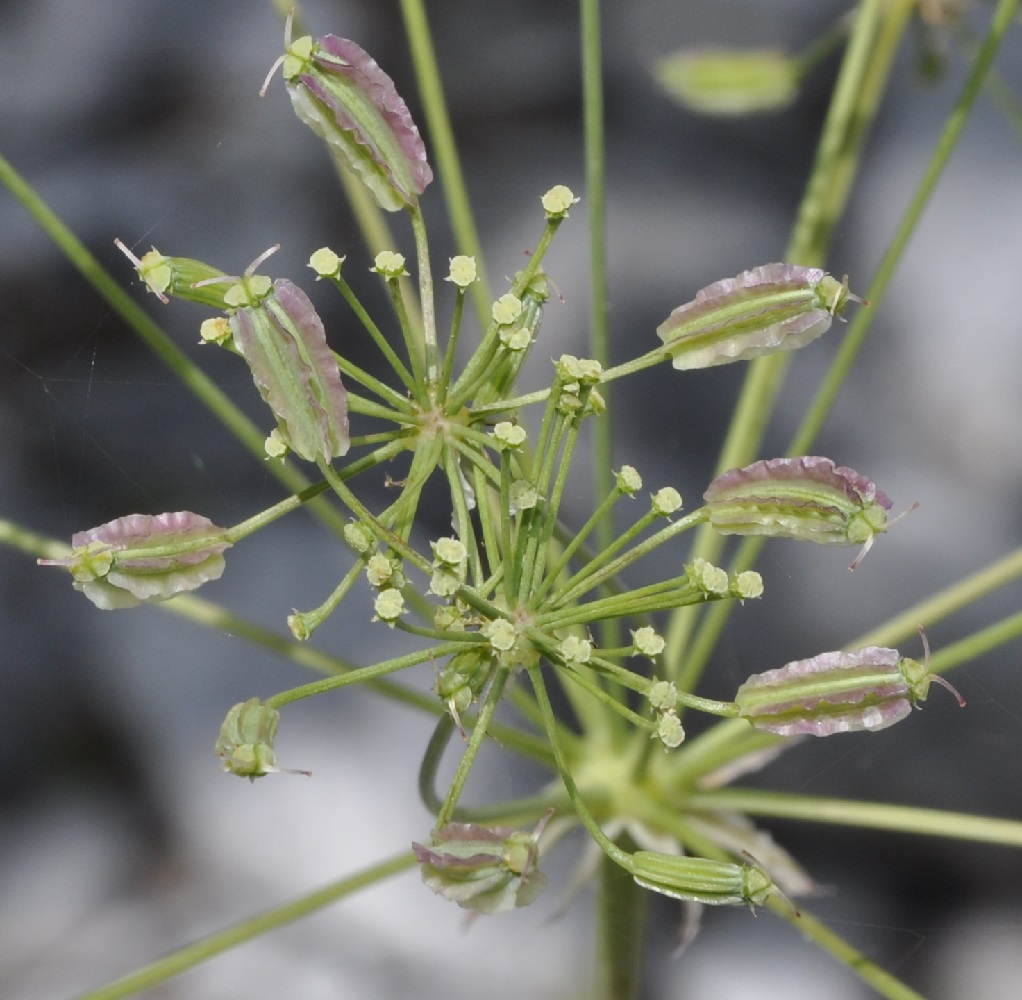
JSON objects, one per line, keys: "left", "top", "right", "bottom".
{"left": 398, "top": 0, "right": 492, "bottom": 328}
{"left": 75, "top": 852, "right": 417, "bottom": 1000}
{"left": 688, "top": 789, "right": 1022, "bottom": 848}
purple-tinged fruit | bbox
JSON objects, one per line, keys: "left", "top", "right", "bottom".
{"left": 657, "top": 264, "right": 863, "bottom": 370}
{"left": 39, "top": 511, "right": 230, "bottom": 610}
{"left": 704, "top": 456, "right": 898, "bottom": 570}
{"left": 735, "top": 638, "right": 965, "bottom": 736}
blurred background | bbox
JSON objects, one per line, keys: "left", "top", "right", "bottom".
{"left": 2, "top": 0, "right": 1021, "bottom": 997}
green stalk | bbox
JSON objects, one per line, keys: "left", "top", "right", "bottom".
{"left": 688, "top": 788, "right": 1022, "bottom": 848}
{"left": 850, "top": 544, "right": 1022, "bottom": 649}
{"left": 581, "top": 0, "right": 617, "bottom": 655}
{"left": 330, "top": 270, "right": 417, "bottom": 393}
{"left": 767, "top": 904, "right": 926, "bottom": 1000}
{"left": 265, "top": 641, "right": 467, "bottom": 708}
{"left": 434, "top": 665, "right": 510, "bottom": 826}
{"left": 75, "top": 852, "right": 417, "bottom": 1000}
{"left": 398, "top": 0, "right": 492, "bottom": 328}
{"left": 409, "top": 202, "right": 440, "bottom": 391}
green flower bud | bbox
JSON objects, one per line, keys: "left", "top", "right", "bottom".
{"left": 429, "top": 568, "right": 462, "bottom": 598}
{"left": 732, "top": 570, "right": 764, "bottom": 600}
{"left": 431, "top": 537, "right": 467, "bottom": 567}
{"left": 434, "top": 604, "right": 467, "bottom": 632}
{"left": 373, "top": 588, "right": 406, "bottom": 623}
{"left": 264, "top": 428, "right": 289, "bottom": 460}
{"left": 654, "top": 711, "right": 685, "bottom": 749}
{"left": 371, "top": 250, "right": 408, "bottom": 279}
{"left": 632, "top": 627, "right": 665, "bottom": 658}
{"left": 559, "top": 635, "right": 593, "bottom": 664}
{"left": 39, "top": 511, "right": 231, "bottom": 610}
{"left": 446, "top": 255, "right": 477, "bottom": 288}
{"left": 483, "top": 618, "right": 517, "bottom": 653}
{"left": 309, "top": 247, "right": 345, "bottom": 277}
{"left": 492, "top": 293, "right": 524, "bottom": 326}
{"left": 499, "top": 326, "right": 532, "bottom": 351}
{"left": 541, "top": 184, "right": 579, "bottom": 218}
{"left": 365, "top": 553, "right": 395, "bottom": 588}
{"left": 687, "top": 557, "right": 729, "bottom": 596}
{"left": 493, "top": 421, "right": 527, "bottom": 450}
{"left": 615, "top": 465, "right": 643, "bottom": 495}
{"left": 647, "top": 680, "right": 678, "bottom": 711}
{"left": 343, "top": 521, "right": 374, "bottom": 555}
{"left": 199, "top": 316, "right": 233, "bottom": 346}
{"left": 509, "top": 479, "right": 539, "bottom": 512}
{"left": 651, "top": 487, "right": 683, "bottom": 516}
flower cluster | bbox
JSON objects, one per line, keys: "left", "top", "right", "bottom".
{"left": 37, "top": 18, "right": 971, "bottom": 952}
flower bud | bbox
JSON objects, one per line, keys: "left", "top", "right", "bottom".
{"left": 632, "top": 627, "right": 666, "bottom": 658}
{"left": 703, "top": 456, "right": 893, "bottom": 570}
{"left": 436, "top": 649, "right": 492, "bottom": 727}
{"left": 509, "top": 479, "right": 539, "bottom": 512}
{"left": 39, "top": 511, "right": 230, "bottom": 610}
{"left": 492, "top": 421, "right": 527, "bottom": 450}
{"left": 631, "top": 850, "right": 774, "bottom": 908}
{"left": 651, "top": 487, "right": 683, "bottom": 516}
{"left": 492, "top": 293, "right": 524, "bottom": 327}
{"left": 275, "top": 30, "right": 432, "bottom": 212}
{"left": 655, "top": 48, "right": 799, "bottom": 116}
{"left": 371, "top": 250, "right": 408, "bottom": 279}
{"left": 413, "top": 819, "right": 549, "bottom": 914}
{"left": 541, "top": 184, "right": 578, "bottom": 218}
{"left": 483, "top": 618, "right": 517, "bottom": 653}
{"left": 446, "top": 255, "right": 478, "bottom": 288}
{"left": 616, "top": 465, "right": 643, "bottom": 495}
{"left": 559, "top": 635, "right": 593, "bottom": 664}
{"left": 735, "top": 643, "right": 965, "bottom": 737}
{"left": 228, "top": 277, "right": 350, "bottom": 463}
{"left": 373, "top": 588, "right": 406, "bottom": 623}
{"left": 654, "top": 711, "right": 685, "bottom": 749}
{"left": 687, "top": 557, "right": 729, "bottom": 596}
{"left": 309, "top": 247, "right": 345, "bottom": 278}
{"left": 657, "top": 264, "right": 863, "bottom": 371}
